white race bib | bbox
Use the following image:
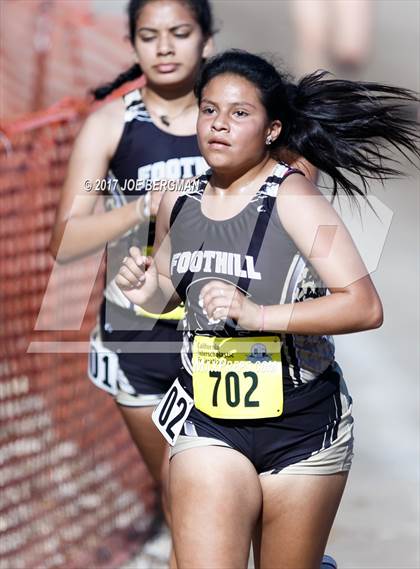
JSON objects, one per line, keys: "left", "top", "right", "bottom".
{"left": 152, "top": 379, "right": 194, "bottom": 445}
{"left": 87, "top": 325, "right": 119, "bottom": 395}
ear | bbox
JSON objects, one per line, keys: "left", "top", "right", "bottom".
{"left": 202, "top": 36, "right": 215, "bottom": 60}
{"left": 267, "top": 120, "right": 282, "bottom": 144}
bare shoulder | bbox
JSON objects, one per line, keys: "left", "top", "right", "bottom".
{"left": 84, "top": 99, "right": 125, "bottom": 134}
{"left": 160, "top": 186, "right": 187, "bottom": 211}
{"left": 89, "top": 97, "right": 125, "bottom": 123}
{"left": 276, "top": 169, "right": 342, "bottom": 251}
{"left": 77, "top": 99, "right": 124, "bottom": 159}
{"left": 276, "top": 171, "right": 339, "bottom": 234}
{"left": 278, "top": 169, "right": 321, "bottom": 198}
{"left": 62, "top": 97, "right": 126, "bottom": 192}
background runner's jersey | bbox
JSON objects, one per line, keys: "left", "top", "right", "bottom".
{"left": 104, "top": 89, "right": 207, "bottom": 309}
{"left": 169, "top": 162, "right": 337, "bottom": 398}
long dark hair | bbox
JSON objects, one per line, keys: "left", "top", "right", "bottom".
{"left": 92, "top": 0, "right": 214, "bottom": 100}
{"left": 195, "top": 50, "right": 419, "bottom": 199}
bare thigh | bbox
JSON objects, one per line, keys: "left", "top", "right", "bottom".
{"left": 170, "top": 446, "right": 262, "bottom": 569}
{"left": 331, "top": 0, "right": 372, "bottom": 65}
{"left": 290, "top": 0, "right": 329, "bottom": 75}
{"left": 117, "top": 404, "right": 167, "bottom": 483}
{"left": 257, "top": 472, "right": 348, "bottom": 569}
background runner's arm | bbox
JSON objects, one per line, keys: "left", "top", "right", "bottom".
{"left": 116, "top": 191, "right": 182, "bottom": 313}
{"left": 150, "top": 191, "right": 183, "bottom": 311}
{"left": 49, "top": 101, "right": 151, "bottom": 263}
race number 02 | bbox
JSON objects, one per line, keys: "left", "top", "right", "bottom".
{"left": 152, "top": 379, "right": 194, "bottom": 445}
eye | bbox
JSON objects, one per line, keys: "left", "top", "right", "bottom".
{"left": 139, "top": 35, "right": 156, "bottom": 42}
{"left": 234, "top": 110, "right": 249, "bottom": 118}
{"left": 172, "top": 26, "right": 193, "bottom": 38}
{"left": 201, "top": 106, "right": 216, "bottom": 115}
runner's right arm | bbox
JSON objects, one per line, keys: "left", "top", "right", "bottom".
{"left": 49, "top": 100, "right": 152, "bottom": 263}
{"left": 116, "top": 190, "right": 182, "bottom": 314}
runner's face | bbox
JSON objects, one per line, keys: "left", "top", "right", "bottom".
{"left": 134, "top": 0, "right": 209, "bottom": 89}
{"left": 197, "top": 74, "right": 272, "bottom": 172}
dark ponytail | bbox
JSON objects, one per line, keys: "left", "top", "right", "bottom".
{"left": 283, "top": 71, "right": 419, "bottom": 198}
{"left": 92, "top": 63, "right": 142, "bottom": 100}
{"left": 196, "top": 50, "right": 419, "bottom": 199}
{"left": 92, "top": 0, "right": 214, "bottom": 100}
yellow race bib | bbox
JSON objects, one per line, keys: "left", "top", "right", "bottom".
{"left": 192, "top": 336, "right": 283, "bottom": 420}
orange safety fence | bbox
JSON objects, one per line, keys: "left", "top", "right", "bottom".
{"left": 0, "top": 0, "right": 134, "bottom": 121}
{"left": 0, "top": 85, "right": 154, "bottom": 569}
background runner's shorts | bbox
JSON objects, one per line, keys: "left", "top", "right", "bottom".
{"left": 100, "top": 300, "right": 182, "bottom": 398}
{"left": 170, "top": 375, "right": 354, "bottom": 475}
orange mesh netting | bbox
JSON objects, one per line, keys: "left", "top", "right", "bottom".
{"left": 1, "top": 1, "right": 156, "bottom": 567}
{"left": 0, "top": 96, "right": 156, "bottom": 569}
{"left": 0, "top": 95, "right": 155, "bottom": 569}
{"left": 0, "top": 0, "right": 134, "bottom": 120}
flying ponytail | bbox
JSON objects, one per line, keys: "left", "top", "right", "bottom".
{"left": 282, "top": 71, "right": 419, "bottom": 198}
{"left": 195, "top": 50, "right": 419, "bottom": 200}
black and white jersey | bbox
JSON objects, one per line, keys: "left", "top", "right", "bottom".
{"left": 104, "top": 89, "right": 207, "bottom": 308}
{"left": 169, "top": 162, "right": 337, "bottom": 400}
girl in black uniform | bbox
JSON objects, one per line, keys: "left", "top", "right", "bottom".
{"left": 49, "top": 0, "right": 214, "bottom": 557}
{"left": 116, "top": 50, "right": 419, "bottom": 568}
{"left": 50, "top": 4, "right": 323, "bottom": 566}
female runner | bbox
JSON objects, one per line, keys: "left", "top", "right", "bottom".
{"left": 49, "top": 0, "right": 314, "bottom": 501}
{"left": 49, "top": 5, "right": 214, "bottom": 565}
{"left": 50, "top": 0, "right": 213, "bottom": 483}
{"left": 116, "top": 50, "right": 419, "bottom": 568}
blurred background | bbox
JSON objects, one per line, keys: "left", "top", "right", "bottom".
{"left": 0, "top": 1, "right": 418, "bottom": 568}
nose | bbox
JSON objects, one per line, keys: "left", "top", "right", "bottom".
{"left": 157, "top": 32, "right": 175, "bottom": 56}
{"left": 211, "top": 112, "right": 229, "bottom": 132}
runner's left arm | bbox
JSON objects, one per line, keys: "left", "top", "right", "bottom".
{"left": 201, "top": 173, "right": 383, "bottom": 335}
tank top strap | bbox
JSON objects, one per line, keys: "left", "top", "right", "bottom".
{"left": 257, "top": 161, "right": 305, "bottom": 199}
{"left": 235, "top": 162, "right": 304, "bottom": 292}
{"left": 235, "top": 203, "right": 272, "bottom": 293}
{"left": 170, "top": 194, "right": 188, "bottom": 227}
{"left": 122, "top": 89, "right": 153, "bottom": 123}
{"left": 170, "top": 171, "right": 210, "bottom": 227}
{"left": 123, "top": 88, "right": 142, "bottom": 108}
{"left": 195, "top": 169, "right": 211, "bottom": 198}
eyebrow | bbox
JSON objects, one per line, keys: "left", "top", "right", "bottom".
{"left": 201, "top": 98, "right": 257, "bottom": 109}
{"left": 137, "top": 23, "right": 193, "bottom": 33}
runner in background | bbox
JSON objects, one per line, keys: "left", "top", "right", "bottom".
{"left": 290, "top": 0, "right": 372, "bottom": 77}
{"left": 49, "top": 1, "right": 214, "bottom": 566}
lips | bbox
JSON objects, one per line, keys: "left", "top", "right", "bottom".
{"left": 154, "top": 63, "right": 179, "bottom": 73}
{"left": 208, "top": 137, "right": 231, "bottom": 148}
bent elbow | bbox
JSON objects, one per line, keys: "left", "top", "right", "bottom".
{"left": 48, "top": 238, "right": 72, "bottom": 265}
{"left": 364, "top": 298, "right": 384, "bottom": 330}
{"left": 372, "top": 305, "right": 384, "bottom": 329}
{"left": 48, "top": 240, "right": 59, "bottom": 261}
{"left": 48, "top": 239, "right": 66, "bottom": 264}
